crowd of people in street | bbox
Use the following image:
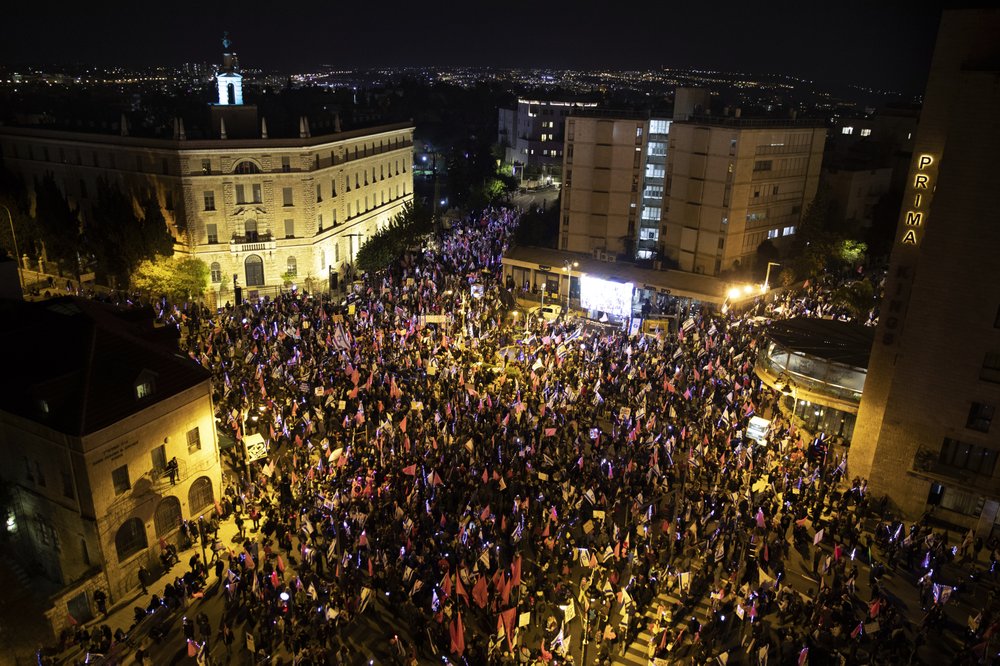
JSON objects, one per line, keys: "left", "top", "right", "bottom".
{"left": 51, "top": 205, "right": 998, "bottom": 666}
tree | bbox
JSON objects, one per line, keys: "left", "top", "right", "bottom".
{"left": 755, "top": 239, "right": 781, "bottom": 275}
{"left": 832, "top": 279, "right": 875, "bottom": 321}
{"left": 33, "top": 173, "right": 81, "bottom": 274}
{"left": 0, "top": 168, "right": 39, "bottom": 264}
{"left": 132, "top": 255, "right": 207, "bottom": 301}
{"left": 355, "top": 201, "right": 433, "bottom": 274}
{"left": 86, "top": 181, "right": 175, "bottom": 285}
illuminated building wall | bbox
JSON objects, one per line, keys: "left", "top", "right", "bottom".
{"left": 661, "top": 117, "right": 825, "bottom": 276}
{"left": 0, "top": 123, "right": 414, "bottom": 297}
{"left": 559, "top": 111, "right": 670, "bottom": 259}
{"left": 850, "top": 9, "right": 1000, "bottom": 532}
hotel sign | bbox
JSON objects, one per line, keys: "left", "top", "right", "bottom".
{"left": 900, "top": 154, "right": 935, "bottom": 246}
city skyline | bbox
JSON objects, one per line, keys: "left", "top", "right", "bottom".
{"left": 0, "top": 0, "right": 961, "bottom": 96}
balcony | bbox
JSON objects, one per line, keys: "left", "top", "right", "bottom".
{"left": 230, "top": 233, "right": 276, "bottom": 253}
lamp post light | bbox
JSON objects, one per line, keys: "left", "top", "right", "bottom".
{"left": 563, "top": 260, "right": 578, "bottom": 317}
{"left": 1, "top": 204, "right": 23, "bottom": 293}
{"left": 764, "top": 261, "right": 781, "bottom": 292}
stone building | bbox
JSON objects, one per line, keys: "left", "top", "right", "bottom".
{"left": 0, "top": 297, "right": 221, "bottom": 636}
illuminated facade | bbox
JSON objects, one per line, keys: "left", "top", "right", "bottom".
{"left": 498, "top": 98, "right": 598, "bottom": 180}
{"left": 558, "top": 111, "right": 671, "bottom": 260}
{"left": 850, "top": 9, "right": 1000, "bottom": 532}
{"left": 0, "top": 298, "right": 221, "bottom": 636}
{"left": 0, "top": 37, "right": 414, "bottom": 299}
{"left": 661, "top": 117, "right": 825, "bottom": 276}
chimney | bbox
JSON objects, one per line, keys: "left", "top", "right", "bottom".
{"left": 261, "top": 117, "right": 269, "bottom": 139}
{"left": 220, "top": 116, "right": 228, "bottom": 140}
{"left": 299, "top": 116, "right": 311, "bottom": 139}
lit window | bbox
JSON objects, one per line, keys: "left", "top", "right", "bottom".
{"left": 842, "top": 127, "right": 853, "bottom": 135}
{"left": 210, "top": 262, "right": 221, "bottom": 282}
{"left": 136, "top": 381, "right": 154, "bottom": 399}
{"left": 783, "top": 226, "right": 796, "bottom": 236}
{"left": 767, "top": 229, "right": 779, "bottom": 239}
{"left": 860, "top": 128, "right": 872, "bottom": 137}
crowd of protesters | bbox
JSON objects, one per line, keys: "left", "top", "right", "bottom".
{"left": 51, "top": 206, "right": 999, "bottom": 666}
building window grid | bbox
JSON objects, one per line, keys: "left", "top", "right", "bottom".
{"left": 186, "top": 427, "right": 201, "bottom": 454}
{"left": 940, "top": 438, "right": 998, "bottom": 476}
{"left": 967, "top": 402, "right": 995, "bottom": 433}
{"left": 112, "top": 464, "right": 131, "bottom": 495}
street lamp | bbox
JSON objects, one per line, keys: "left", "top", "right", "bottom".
{"left": 563, "top": 260, "right": 578, "bottom": 316}
{"left": 763, "top": 261, "right": 781, "bottom": 292}
{"left": 0, "top": 204, "right": 23, "bottom": 292}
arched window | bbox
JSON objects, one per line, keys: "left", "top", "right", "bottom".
{"left": 210, "top": 262, "right": 222, "bottom": 283}
{"left": 154, "top": 496, "right": 182, "bottom": 537}
{"left": 233, "top": 160, "right": 261, "bottom": 174}
{"left": 227, "top": 83, "right": 236, "bottom": 106}
{"left": 188, "top": 476, "right": 214, "bottom": 513}
{"left": 286, "top": 256, "right": 297, "bottom": 277}
{"left": 115, "top": 517, "right": 147, "bottom": 562}
{"left": 244, "top": 219, "right": 258, "bottom": 242}
{"left": 244, "top": 254, "right": 264, "bottom": 286}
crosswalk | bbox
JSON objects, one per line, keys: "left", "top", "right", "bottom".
{"left": 614, "top": 584, "right": 715, "bottom": 666}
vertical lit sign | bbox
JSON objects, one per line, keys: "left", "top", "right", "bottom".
{"left": 900, "top": 154, "right": 934, "bottom": 246}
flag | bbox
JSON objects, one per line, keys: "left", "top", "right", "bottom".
{"left": 450, "top": 611, "right": 466, "bottom": 656}
{"left": 869, "top": 599, "right": 881, "bottom": 618}
{"left": 403, "top": 464, "right": 417, "bottom": 476}
{"left": 472, "top": 576, "right": 489, "bottom": 608}
{"left": 511, "top": 555, "right": 522, "bottom": 587}
{"left": 456, "top": 572, "right": 469, "bottom": 604}
{"left": 851, "top": 622, "right": 863, "bottom": 639}
{"left": 399, "top": 415, "right": 407, "bottom": 433}
{"left": 755, "top": 508, "right": 766, "bottom": 529}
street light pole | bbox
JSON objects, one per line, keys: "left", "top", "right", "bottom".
{"left": 563, "top": 260, "right": 578, "bottom": 317}
{"left": 764, "top": 261, "right": 781, "bottom": 291}
{"left": 1, "top": 204, "right": 24, "bottom": 293}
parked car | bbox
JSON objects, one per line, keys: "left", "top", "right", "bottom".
{"left": 528, "top": 304, "right": 563, "bottom": 322}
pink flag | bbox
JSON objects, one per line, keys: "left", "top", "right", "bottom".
{"left": 403, "top": 464, "right": 417, "bottom": 476}
{"left": 756, "top": 508, "right": 766, "bottom": 529}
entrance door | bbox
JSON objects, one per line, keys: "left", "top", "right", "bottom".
{"left": 245, "top": 254, "right": 264, "bottom": 286}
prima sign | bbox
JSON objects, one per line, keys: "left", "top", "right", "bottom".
{"left": 900, "top": 154, "right": 935, "bottom": 246}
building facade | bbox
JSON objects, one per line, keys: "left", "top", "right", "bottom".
{"left": 0, "top": 38, "right": 414, "bottom": 298}
{"left": 822, "top": 165, "right": 893, "bottom": 231}
{"left": 661, "top": 117, "right": 825, "bottom": 276}
{"left": 0, "top": 298, "right": 222, "bottom": 636}
{"left": 558, "top": 111, "right": 670, "bottom": 260}
{"left": 849, "top": 9, "right": 1000, "bottom": 534}
{"left": 498, "top": 98, "right": 597, "bottom": 182}
{"left": 0, "top": 122, "right": 414, "bottom": 299}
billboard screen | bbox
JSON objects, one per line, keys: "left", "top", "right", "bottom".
{"left": 580, "top": 275, "right": 633, "bottom": 318}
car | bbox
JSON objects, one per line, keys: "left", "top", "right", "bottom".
{"left": 528, "top": 304, "right": 563, "bottom": 322}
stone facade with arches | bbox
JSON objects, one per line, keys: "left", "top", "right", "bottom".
{"left": 0, "top": 298, "right": 223, "bottom": 638}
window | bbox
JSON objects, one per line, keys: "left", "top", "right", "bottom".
{"left": 234, "top": 160, "right": 261, "bottom": 174}
{"left": 203, "top": 191, "right": 215, "bottom": 211}
{"left": 647, "top": 141, "right": 667, "bottom": 157}
{"left": 940, "top": 438, "right": 999, "bottom": 476}
{"left": 61, "top": 468, "right": 74, "bottom": 499}
{"left": 729, "top": 139, "right": 737, "bottom": 155}
{"left": 186, "top": 427, "right": 201, "bottom": 454}
{"left": 284, "top": 219, "right": 295, "bottom": 239}
{"left": 115, "top": 517, "right": 147, "bottom": 561}
{"left": 753, "top": 160, "right": 773, "bottom": 172}
{"left": 639, "top": 227, "right": 659, "bottom": 241}
{"left": 151, "top": 444, "right": 166, "bottom": 472}
{"left": 650, "top": 119, "right": 670, "bottom": 134}
{"left": 645, "top": 165, "right": 665, "bottom": 179}
{"left": 772, "top": 185, "right": 779, "bottom": 196}
{"left": 641, "top": 207, "right": 661, "bottom": 221}
{"left": 747, "top": 212, "right": 767, "bottom": 222}
{"left": 235, "top": 184, "right": 246, "bottom": 204}
{"left": 210, "top": 262, "right": 222, "bottom": 283}
{"left": 318, "top": 214, "right": 324, "bottom": 232}
{"left": 767, "top": 229, "right": 780, "bottom": 240}
{"left": 783, "top": 226, "right": 796, "bottom": 236}
{"left": 331, "top": 179, "right": 337, "bottom": 197}
{"left": 252, "top": 183, "right": 262, "bottom": 203}
{"left": 282, "top": 187, "right": 293, "bottom": 206}
{"left": 981, "top": 352, "right": 1000, "bottom": 383}
{"left": 281, "top": 156, "right": 291, "bottom": 172}
{"left": 316, "top": 184, "right": 323, "bottom": 202}
{"left": 842, "top": 127, "right": 854, "bottom": 135}
{"left": 136, "top": 380, "right": 154, "bottom": 399}
{"left": 201, "top": 159, "right": 212, "bottom": 174}
{"left": 860, "top": 129, "right": 872, "bottom": 137}
{"left": 286, "top": 256, "right": 297, "bottom": 277}
{"left": 206, "top": 223, "right": 218, "bottom": 244}
{"left": 112, "top": 464, "right": 131, "bottom": 495}
{"left": 967, "top": 402, "right": 995, "bottom": 433}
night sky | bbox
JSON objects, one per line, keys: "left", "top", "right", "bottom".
{"left": 0, "top": 0, "right": 967, "bottom": 95}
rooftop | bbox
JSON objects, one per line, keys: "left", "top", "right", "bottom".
{"left": 0, "top": 297, "right": 210, "bottom": 437}
{"left": 764, "top": 317, "right": 874, "bottom": 369}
